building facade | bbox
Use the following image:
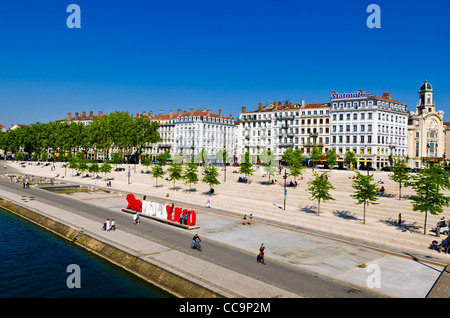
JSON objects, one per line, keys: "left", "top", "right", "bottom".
{"left": 173, "top": 108, "right": 237, "bottom": 164}
{"left": 237, "top": 100, "right": 330, "bottom": 163}
{"left": 407, "top": 80, "right": 445, "bottom": 168}
{"left": 330, "top": 90, "right": 408, "bottom": 169}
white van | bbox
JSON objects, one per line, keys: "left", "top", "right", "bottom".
{"left": 436, "top": 219, "right": 450, "bottom": 235}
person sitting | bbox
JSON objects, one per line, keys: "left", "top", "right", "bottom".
{"left": 431, "top": 240, "right": 441, "bottom": 252}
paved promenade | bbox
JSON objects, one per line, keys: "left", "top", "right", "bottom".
{"left": 3, "top": 161, "right": 450, "bottom": 297}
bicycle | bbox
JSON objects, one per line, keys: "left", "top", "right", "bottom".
{"left": 191, "top": 240, "right": 202, "bottom": 252}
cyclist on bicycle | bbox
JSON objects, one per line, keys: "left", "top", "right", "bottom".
{"left": 193, "top": 234, "right": 201, "bottom": 247}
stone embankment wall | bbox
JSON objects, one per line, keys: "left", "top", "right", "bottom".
{"left": 0, "top": 198, "right": 221, "bottom": 298}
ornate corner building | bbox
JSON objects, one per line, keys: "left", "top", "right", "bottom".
{"left": 407, "top": 80, "right": 446, "bottom": 168}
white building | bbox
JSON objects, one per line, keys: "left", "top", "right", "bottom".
{"left": 330, "top": 90, "right": 408, "bottom": 169}
{"left": 145, "top": 109, "right": 179, "bottom": 160}
{"left": 173, "top": 108, "right": 237, "bottom": 163}
{"left": 237, "top": 100, "right": 331, "bottom": 163}
{"left": 238, "top": 100, "right": 301, "bottom": 163}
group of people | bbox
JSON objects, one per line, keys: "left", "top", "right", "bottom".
{"left": 430, "top": 239, "right": 450, "bottom": 253}
{"left": 242, "top": 214, "right": 253, "bottom": 225}
{"left": 102, "top": 218, "right": 116, "bottom": 231}
{"left": 238, "top": 176, "right": 249, "bottom": 183}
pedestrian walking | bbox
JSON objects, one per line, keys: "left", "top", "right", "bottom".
{"left": 133, "top": 212, "right": 140, "bottom": 225}
{"left": 106, "top": 219, "right": 111, "bottom": 231}
{"left": 111, "top": 219, "right": 116, "bottom": 231}
{"left": 248, "top": 214, "right": 253, "bottom": 225}
{"left": 398, "top": 213, "right": 402, "bottom": 226}
{"left": 184, "top": 211, "right": 188, "bottom": 225}
{"left": 257, "top": 243, "right": 266, "bottom": 265}
{"left": 206, "top": 199, "right": 211, "bottom": 208}
{"left": 242, "top": 215, "right": 247, "bottom": 225}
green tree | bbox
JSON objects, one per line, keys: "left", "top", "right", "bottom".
{"left": 183, "top": 159, "right": 199, "bottom": 192}
{"left": 202, "top": 166, "right": 221, "bottom": 196}
{"left": 156, "top": 151, "right": 171, "bottom": 166}
{"left": 306, "top": 172, "right": 335, "bottom": 216}
{"left": 239, "top": 151, "right": 254, "bottom": 183}
{"left": 309, "top": 147, "right": 323, "bottom": 171}
{"left": 99, "top": 162, "right": 112, "bottom": 180}
{"left": 194, "top": 148, "right": 208, "bottom": 165}
{"left": 283, "top": 147, "right": 305, "bottom": 182}
{"left": 388, "top": 158, "right": 411, "bottom": 200}
{"left": 150, "top": 163, "right": 165, "bottom": 187}
{"left": 260, "top": 148, "right": 277, "bottom": 184}
{"left": 167, "top": 162, "right": 183, "bottom": 189}
{"left": 351, "top": 172, "right": 379, "bottom": 224}
{"left": 409, "top": 165, "right": 450, "bottom": 235}
{"left": 88, "top": 162, "right": 100, "bottom": 177}
{"left": 215, "top": 149, "right": 229, "bottom": 164}
{"left": 344, "top": 151, "right": 357, "bottom": 170}
{"left": 325, "top": 149, "right": 337, "bottom": 171}
{"left": 110, "top": 152, "right": 123, "bottom": 166}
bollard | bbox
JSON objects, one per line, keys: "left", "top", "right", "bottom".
{"left": 436, "top": 226, "right": 440, "bottom": 237}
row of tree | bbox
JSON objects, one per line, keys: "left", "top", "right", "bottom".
{"left": 306, "top": 158, "right": 450, "bottom": 235}
{"left": 0, "top": 112, "right": 161, "bottom": 162}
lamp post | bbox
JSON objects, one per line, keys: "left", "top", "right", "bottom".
{"left": 223, "top": 132, "right": 226, "bottom": 182}
{"left": 283, "top": 169, "right": 288, "bottom": 210}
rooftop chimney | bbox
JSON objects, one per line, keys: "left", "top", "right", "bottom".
{"left": 98, "top": 111, "right": 103, "bottom": 116}
{"left": 190, "top": 108, "right": 194, "bottom": 116}
{"left": 242, "top": 106, "right": 246, "bottom": 113}
{"left": 67, "top": 113, "right": 72, "bottom": 120}
{"left": 383, "top": 92, "right": 391, "bottom": 100}
{"left": 159, "top": 110, "right": 163, "bottom": 118}
{"left": 82, "top": 111, "right": 86, "bottom": 118}
{"left": 206, "top": 109, "right": 210, "bottom": 117}
{"left": 177, "top": 109, "right": 182, "bottom": 116}
{"left": 75, "top": 112, "right": 79, "bottom": 118}
{"left": 169, "top": 110, "right": 173, "bottom": 118}
{"left": 258, "top": 102, "right": 262, "bottom": 111}
{"left": 301, "top": 99, "right": 305, "bottom": 107}
{"left": 219, "top": 109, "right": 222, "bottom": 117}
{"left": 90, "top": 111, "right": 93, "bottom": 118}
{"left": 148, "top": 111, "right": 153, "bottom": 118}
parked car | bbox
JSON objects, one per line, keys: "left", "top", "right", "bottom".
{"left": 359, "top": 165, "right": 375, "bottom": 171}
{"left": 381, "top": 166, "right": 391, "bottom": 171}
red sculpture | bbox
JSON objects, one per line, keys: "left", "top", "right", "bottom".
{"left": 126, "top": 194, "right": 142, "bottom": 212}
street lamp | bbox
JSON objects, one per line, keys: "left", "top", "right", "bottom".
{"left": 283, "top": 169, "right": 289, "bottom": 210}
{"left": 223, "top": 132, "right": 227, "bottom": 182}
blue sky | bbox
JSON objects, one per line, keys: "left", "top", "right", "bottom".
{"left": 0, "top": 0, "right": 449, "bottom": 127}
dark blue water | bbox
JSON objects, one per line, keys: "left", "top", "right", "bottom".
{"left": 0, "top": 208, "right": 173, "bottom": 298}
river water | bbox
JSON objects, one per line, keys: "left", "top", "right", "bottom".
{"left": 0, "top": 208, "right": 173, "bottom": 298}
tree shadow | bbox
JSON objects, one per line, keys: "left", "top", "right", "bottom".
{"left": 183, "top": 188, "right": 197, "bottom": 193}
{"left": 299, "top": 205, "right": 318, "bottom": 214}
{"left": 377, "top": 218, "right": 422, "bottom": 234}
{"left": 333, "top": 210, "right": 362, "bottom": 222}
{"left": 170, "top": 186, "right": 182, "bottom": 191}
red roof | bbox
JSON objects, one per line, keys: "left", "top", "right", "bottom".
{"left": 178, "top": 111, "right": 234, "bottom": 120}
